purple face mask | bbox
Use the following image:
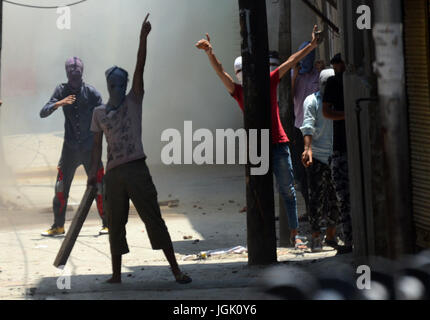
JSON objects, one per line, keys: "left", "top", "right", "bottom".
{"left": 65, "top": 57, "right": 84, "bottom": 90}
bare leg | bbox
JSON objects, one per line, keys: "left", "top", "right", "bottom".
{"left": 163, "top": 244, "right": 192, "bottom": 284}
{"left": 107, "top": 254, "right": 122, "bottom": 284}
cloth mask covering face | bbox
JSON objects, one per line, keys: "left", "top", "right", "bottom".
{"left": 234, "top": 56, "right": 243, "bottom": 85}
{"left": 298, "top": 41, "right": 315, "bottom": 74}
{"left": 105, "top": 66, "right": 128, "bottom": 114}
{"left": 65, "top": 57, "right": 84, "bottom": 93}
{"left": 319, "top": 68, "right": 335, "bottom": 97}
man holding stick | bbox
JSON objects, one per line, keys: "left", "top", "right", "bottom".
{"left": 88, "top": 14, "right": 191, "bottom": 284}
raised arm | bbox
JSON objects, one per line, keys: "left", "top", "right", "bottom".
{"left": 195, "top": 34, "right": 236, "bottom": 95}
{"left": 131, "top": 13, "right": 151, "bottom": 101}
{"left": 279, "top": 25, "right": 320, "bottom": 80}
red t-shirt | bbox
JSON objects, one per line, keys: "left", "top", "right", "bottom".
{"left": 230, "top": 68, "right": 289, "bottom": 144}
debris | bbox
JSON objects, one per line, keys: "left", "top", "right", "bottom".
{"left": 127, "top": 274, "right": 132, "bottom": 278}
{"left": 202, "top": 212, "right": 206, "bottom": 215}
{"left": 229, "top": 200, "right": 235, "bottom": 203}
{"left": 159, "top": 199, "right": 179, "bottom": 207}
{"left": 183, "top": 235, "right": 193, "bottom": 240}
{"left": 168, "top": 201, "right": 179, "bottom": 208}
{"left": 192, "top": 239, "right": 200, "bottom": 244}
{"left": 239, "top": 206, "right": 247, "bottom": 213}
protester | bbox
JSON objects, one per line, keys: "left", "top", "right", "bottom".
{"left": 301, "top": 68, "right": 339, "bottom": 252}
{"left": 88, "top": 15, "right": 191, "bottom": 284}
{"left": 290, "top": 42, "right": 323, "bottom": 221}
{"left": 40, "top": 57, "right": 107, "bottom": 237}
{"left": 322, "top": 53, "right": 352, "bottom": 254}
{"left": 195, "top": 25, "right": 322, "bottom": 249}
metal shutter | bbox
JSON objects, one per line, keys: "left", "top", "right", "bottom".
{"left": 404, "top": 0, "right": 430, "bottom": 248}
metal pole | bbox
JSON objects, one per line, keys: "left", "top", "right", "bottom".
{"left": 373, "top": 0, "right": 415, "bottom": 258}
{"left": 238, "top": 0, "right": 277, "bottom": 265}
{"left": 278, "top": 0, "right": 293, "bottom": 247}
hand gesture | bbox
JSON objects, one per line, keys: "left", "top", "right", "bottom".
{"left": 59, "top": 95, "right": 76, "bottom": 108}
{"left": 195, "top": 33, "right": 213, "bottom": 54}
{"left": 310, "top": 25, "right": 321, "bottom": 48}
{"left": 302, "top": 148, "right": 313, "bottom": 168}
{"left": 140, "top": 13, "right": 152, "bottom": 39}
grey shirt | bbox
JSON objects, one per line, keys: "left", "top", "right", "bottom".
{"left": 91, "top": 92, "right": 147, "bottom": 172}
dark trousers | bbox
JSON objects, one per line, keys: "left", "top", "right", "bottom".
{"left": 329, "top": 151, "right": 353, "bottom": 246}
{"left": 104, "top": 159, "right": 173, "bottom": 256}
{"left": 307, "top": 158, "right": 339, "bottom": 233}
{"left": 53, "top": 144, "right": 105, "bottom": 228}
{"left": 290, "top": 127, "right": 310, "bottom": 217}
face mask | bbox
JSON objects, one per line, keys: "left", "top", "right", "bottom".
{"left": 236, "top": 71, "right": 243, "bottom": 86}
{"left": 298, "top": 41, "right": 315, "bottom": 74}
{"left": 105, "top": 66, "right": 128, "bottom": 113}
{"left": 65, "top": 57, "right": 84, "bottom": 91}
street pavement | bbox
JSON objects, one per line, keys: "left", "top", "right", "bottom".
{"left": 0, "top": 133, "right": 352, "bottom": 300}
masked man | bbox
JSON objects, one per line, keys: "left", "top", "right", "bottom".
{"left": 88, "top": 15, "right": 191, "bottom": 284}
{"left": 291, "top": 42, "right": 323, "bottom": 222}
{"left": 40, "top": 57, "right": 107, "bottom": 237}
{"left": 196, "top": 26, "right": 322, "bottom": 249}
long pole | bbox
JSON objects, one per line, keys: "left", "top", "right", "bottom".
{"left": 277, "top": 0, "right": 293, "bottom": 247}
{"left": 238, "top": 0, "right": 277, "bottom": 265}
{"left": 373, "top": 0, "right": 415, "bottom": 258}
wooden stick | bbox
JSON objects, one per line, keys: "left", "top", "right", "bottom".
{"left": 54, "top": 186, "right": 97, "bottom": 268}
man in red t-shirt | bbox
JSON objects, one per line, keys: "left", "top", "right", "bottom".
{"left": 195, "top": 26, "right": 320, "bottom": 248}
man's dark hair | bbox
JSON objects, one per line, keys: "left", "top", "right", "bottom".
{"left": 330, "top": 53, "right": 343, "bottom": 65}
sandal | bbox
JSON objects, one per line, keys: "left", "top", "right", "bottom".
{"left": 175, "top": 273, "right": 192, "bottom": 284}
{"left": 291, "top": 235, "right": 309, "bottom": 250}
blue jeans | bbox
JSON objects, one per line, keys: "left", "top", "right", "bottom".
{"left": 272, "top": 143, "right": 299, "bottom": 230}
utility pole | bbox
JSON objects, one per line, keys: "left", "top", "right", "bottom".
{"left": 238, "top": 0, "right": 277, "bottom": 265}
{"left": 373, "top": 0, "right": 415, "bottom": 258}
{"left": 277, "top": 0, "right": 293, "bottom": 247}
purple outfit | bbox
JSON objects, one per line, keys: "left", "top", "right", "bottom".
{"left": 293, "top": 68, "right": 320, "bottom": 128}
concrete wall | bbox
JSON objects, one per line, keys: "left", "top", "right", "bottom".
{"left": 266, "top": 0, "right": 318, "bottom": 55}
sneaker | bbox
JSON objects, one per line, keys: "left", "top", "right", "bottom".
{"left": 99, "top": 226, "right": 109, "bottom": 235}
{"left": 311, "top": 237, "right": 323, "bottom": 252}
{"left": 41, "top": 226, "right": 65, "bottom": 237}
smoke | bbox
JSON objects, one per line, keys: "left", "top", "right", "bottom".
{"left": 0, "top": 0, "right": 242, "bottom": 167}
